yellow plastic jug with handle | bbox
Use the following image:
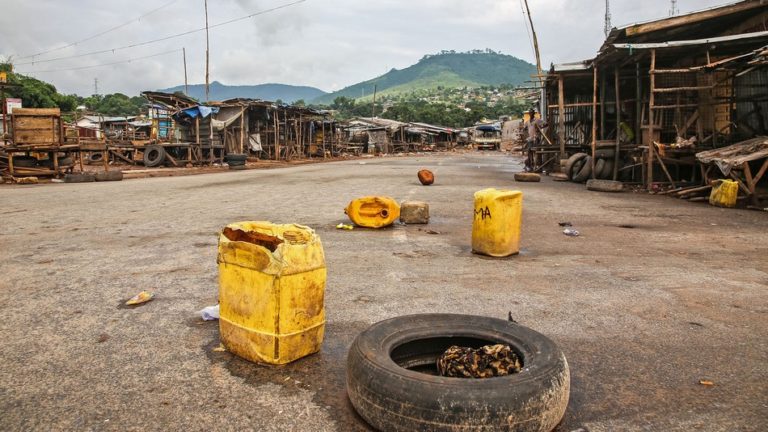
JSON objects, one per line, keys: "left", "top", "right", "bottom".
{"left": 472, "top": 188, "right": 523, "bottom": 257}
{"left": 709, "top": 180, "right": 738, "bottom": 208}
{"left": 345, "top": 196, "right": 401, "bottom": 228}
{"left": 218, "top": 222, "right": 326, "bottom": 365}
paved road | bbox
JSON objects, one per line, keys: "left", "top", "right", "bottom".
{"left": 1, "top": 153, "right": 766, "bottom": 431}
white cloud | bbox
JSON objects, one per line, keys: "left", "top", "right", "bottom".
{"left": 0, "top": 0, "right": 730, "bottom": 96}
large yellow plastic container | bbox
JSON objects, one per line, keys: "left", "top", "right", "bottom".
{"left": 345, "top": 196, "right": 401, "bottom": 228}
{"left": 217, "top": 222, "right": 326, "bottom": 365}
{"left": 472, "top": 188, "right": 523, "bottom": 257}
{"left": 709, "top": 180, "right": 738, "bottom": 208}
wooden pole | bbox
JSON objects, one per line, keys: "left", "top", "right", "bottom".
{"left": 600, "top": 72, "right": 606, "bottom": 140}
{"left": 523, "top": 0, "right": 544, "bottom": 86}
{"left": 239, "top": 107, "right": 245, "bottom": 154}
{"left": 204, "top": 0, "right": 210, "bottom": 102}
{"left": 648, "top": 49, "right": 656, "bottom": 189}
{"left": 274, "top": 110, "right": 279, "bottom": 161}
{"left": 614, "top": 66, "right": 621, "bottom": 180}
{"left": 183, "top": 48, "right": 189, "bottom": 96}
{"left": 591, "top": 66, "right": 598, "bottom": 179}
{"left": 557, "top": 75, "right": 566, "bottom": 162}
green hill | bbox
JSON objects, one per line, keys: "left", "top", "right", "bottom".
{"left": 159, "top": 81, "right": 327, "bottom": 103}
{"left": 314, "top": 51, "right": 536, "bottom": 104}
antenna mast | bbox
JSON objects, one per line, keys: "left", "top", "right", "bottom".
{"left": 669, "top": 0, "right": 679, "bottom": 16}
{"left": 604, "top": 0, "right": 612, "bottom": 37}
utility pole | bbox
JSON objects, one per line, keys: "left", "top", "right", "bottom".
{"left": 604, "top": 0, "right": 612, "bottom": 37}
{"left": 371, "top": 85, "right": 377, "bottom": 118}
{"left": 94, "top": 77, "right": 99, "bottom": 95}
{"left": 183, "top": 47, "right": 189, "bottom": 96}
{"left": 204, "top": 0, "right": 210, "bottom": 102}
{"left": 522, "top": 0, "right": 545, "bottom": 117}
{"left": 522, "top": 0, "right": 543, "bottom": 85}
{"left": 669, "top": 0, "right": 679, "bottom": 16}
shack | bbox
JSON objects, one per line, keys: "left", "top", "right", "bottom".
{"left": 543, "top": 0, "right": 768, "bottom": 201}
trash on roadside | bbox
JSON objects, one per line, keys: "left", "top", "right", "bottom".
{"left": 563, "top": 228, "right": 580, "bottom": 237}
{"left": 219, "top": 222, "right": 326, "bottom": 365}
{"left": 345, "top": 196, "right": 400, "bottom": 228}
{"left": 558, "top": 222, "right": 573, "bottom": 227}
{"left": 698, "top": 379, "right": 715, "bottom": 387}
{"left": 200, "top": 305, "right": 220, "bottom": 321}
{"left": 418, "top": 169, "right": 434, "bottom": 185}
{"left": 336, "top": 223, "right": 354, "bottom": 230}
{"left": 437, "top": 344, "right": 522, "bottom": 378}
{"left": 212, "top": 344, "right": 227, "bottom": 353}
{"left": 14, "top": 176, "right": 39, "bottom": 184}
{"left": 125, "top": 290, "right": 155, "bottom": 306}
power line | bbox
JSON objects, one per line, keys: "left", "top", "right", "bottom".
{"left": 16, "top": 49, "right": 182, "bottom": 74}
{"left": 16, "top": 0, "right": 179, "bottom": 60}
{"left": 13, "top": 0, "right": 308, "bottom": 67}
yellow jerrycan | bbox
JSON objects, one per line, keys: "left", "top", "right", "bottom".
{"left": 709, "top": 179, "right": 738, "bottom": 208}
{"left": 345, "top": 196, "right": 401, "bottom": 228}
{"left": 217, "top": 222, "right": 326, "bottom": 365}
{"left": 472, "top": 188, "right": 523, "bottom": 257}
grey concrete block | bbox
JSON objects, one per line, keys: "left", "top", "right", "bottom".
{"left": 400, "top": 201, "right": 430, "bottom": 224}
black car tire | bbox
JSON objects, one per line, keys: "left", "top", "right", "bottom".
{"left": 564, "top": 153, "right": 587, "bottom": 181}
{"left": 572, "top": 156, "right": 593, "bottom": 183}
{"left": 225, "top": 153, "right": 248, "bottom": 164}
{"left": 143, "top": 145, "right": 166, "bottom": 168}
{"left": 347, "top": 314, "right": 570, "bottom": 432}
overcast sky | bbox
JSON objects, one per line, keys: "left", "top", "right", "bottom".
{"left": 0, "top": 0, "right": 729, "bottom": 96}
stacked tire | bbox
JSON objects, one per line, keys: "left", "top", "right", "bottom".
{"left": 225, "top": 153, "right": 247, "bottom": 170}
{"left": 564, "top": 151, "right": 617, "bottom": 183}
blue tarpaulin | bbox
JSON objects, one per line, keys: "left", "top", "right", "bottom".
{"left": 180, "top": 106, "right": 219, "bottom": 119}
{"left": 475, "top": 124, "right": 501, "bottom": 132}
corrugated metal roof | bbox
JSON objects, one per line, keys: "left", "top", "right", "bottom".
{"left": 552, "top": 61, "right": 592, "bottom": 72}
{"left": 612, "top": 30, "right": 768, "bottom": 49}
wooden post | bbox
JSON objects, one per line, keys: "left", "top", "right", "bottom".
{"left": 600, "top": 72, "right": 606, "bottom": 140}
{"left": 635, "top": 62, "right": 641, "bottom": 146}
{"left": 209, "top": 118, "right": 214, "bottom": 164}
{"left": 239, "top": 107, "right": 245, "bottom": 154}
{"left": 557, "top": 74, "right": 566, "bottom": 162}
{"left": 274, "top": 110, "right": 279, "bottom": 161}
{"left": 591, "top": 66, "right": 598, "bottom": 179}
{"left": 614, "top": 66, "right": 621, "bottom": 180}
{"left": 195, "top": 117, "right": 200, "bottom": 165}
{"left": 648, "top": 49, "right": 656, "bottom": 189}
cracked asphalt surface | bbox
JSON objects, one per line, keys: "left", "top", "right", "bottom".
{"left": 1, "top": 152, "right": 766, "bottom": 431}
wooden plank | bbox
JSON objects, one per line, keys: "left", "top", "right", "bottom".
{"left": 12, "top": 108, "right": 61, "bottom": 116}
{"left": 753, "top": 158, "right": 768, "bottom": 184}
{"left": 654, "top": 86, "right": 713, "bottom": 93}
{"left": 13, "top": 117, "right": 60, "bottom": 129}
{"left": 655, "top": 148, "right": 677, "bottom": 188}
{"left": 625, "top": 2, "right": 766, "bottom": 36}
